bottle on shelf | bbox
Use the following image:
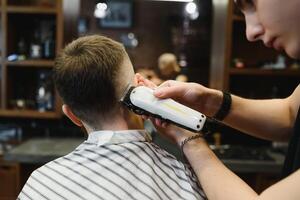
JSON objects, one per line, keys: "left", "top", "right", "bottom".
{"left": 30, "top": 29, "right": 43, "bottom": 59}
{"left": 36, "top": 71, "right": 54, "bottom": 112}
{"left": 42, "top": 30, "right": 55, "bottom": 59}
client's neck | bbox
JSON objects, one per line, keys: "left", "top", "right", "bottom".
{"left": 101, "top": 118, "right": 129, "bottom": 131}
{"left": 85, "top": 115, "right": 129, "bottom": 134}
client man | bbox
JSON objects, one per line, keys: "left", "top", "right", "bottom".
{"left": 18, "top": 35, "right": 205, "bottom": 200}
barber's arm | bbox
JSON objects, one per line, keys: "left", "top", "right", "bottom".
{"left": 154, "top": 81, "right": 300, "bottom": 142}
{"left": 164, "top": 126, "right": 300, "bottom": 200}
{"left": 138, "top": 76, "right": 300, "bottom": 199}
{"left": 176, "top": 130, "right": 257, "bottom": 200}
{"left": 221, "top": 91, "right": 299, "bottom": 142}
{"left": 155, "top": 123, "right": 257, "bottom": 200}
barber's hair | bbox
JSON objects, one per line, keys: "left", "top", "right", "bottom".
{"left": 54, "top": 35, "right": 127, "bottom": 126}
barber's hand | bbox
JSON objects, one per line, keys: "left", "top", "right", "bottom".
{"left": 136, "top": 74, "right": 209, "bottom": 146}
{"left": 136, "top": 73, "right": 157, "bottom": 89}
{"left": 155, "top": 124, "right": 203, "bottom": 147}
{"left": 154, "top": 80, "right": 222, "bottom": 117}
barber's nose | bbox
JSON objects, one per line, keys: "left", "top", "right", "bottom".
{"left": 245, "top": 13, "right": 264, "bottom": 42}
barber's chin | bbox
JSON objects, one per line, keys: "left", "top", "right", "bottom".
{"left": 285, "top": 45, "right": 300, "bottom": 59}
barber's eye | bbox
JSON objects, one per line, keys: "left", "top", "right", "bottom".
{"left": 240, "top": 0, "right": 255, "bottom": 11}
{"left": 245, "top": 0, "right": 253, "bottom": 5}
{"left": 246, "top": 0, "right": 256, "bottom": 8}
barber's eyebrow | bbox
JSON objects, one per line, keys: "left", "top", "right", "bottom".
{"left": 235, "top": 0, "right": 254, "bottom": 10}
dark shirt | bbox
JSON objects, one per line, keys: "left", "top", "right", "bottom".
{"left": 282, "top": 107, "right": 300, "bottom": 177}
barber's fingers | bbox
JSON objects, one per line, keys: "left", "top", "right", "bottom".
{"left": 144, "top": 78, "right": 157, "bottom": 89}
{"left": 136, "top": 73, "right": 145, "bottom": 86}
{"left": 158, "top": 80, "right": 178, "bottom": 88}
{"left": 154, "top": 80, "right": 184, "bottom": 99}
{"left": 151, "top": 117, "right": 168, "bottom": 128}
{"left": 136, "top": 73, "right": 157, "bottom": 89}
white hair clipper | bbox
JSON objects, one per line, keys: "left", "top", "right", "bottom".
{"left": 121, "top": 86, "right": 214, "bottom": 134}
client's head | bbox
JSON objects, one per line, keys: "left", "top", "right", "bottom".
{"left": 54, "top": 35, "right": 136, "bottom": 131}
{"left": 158, "top": 53, "right": 180, "bottom": 79}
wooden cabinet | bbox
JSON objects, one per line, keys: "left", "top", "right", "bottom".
{"left": 0, "top": 0, "right": 63, "bottom": 119}
{"left": 210, "top": 0, "right": 299, "bottom": 98}
{"left": 0, "top": 158, "right": 20, "bottom": 200}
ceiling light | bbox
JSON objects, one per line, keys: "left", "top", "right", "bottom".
{"left": 94, "top": 3, "right": 108, "bottom": 19}
{"left": 185, "top": 2, "right": 197, "bottom": 14}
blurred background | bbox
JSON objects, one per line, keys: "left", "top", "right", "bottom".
{"left": 0, "top": 0, "right": 299, "bottom": 199}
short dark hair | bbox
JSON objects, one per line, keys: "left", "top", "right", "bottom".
{"left": 54, "top": 35, "right": 127, "bottom": 126}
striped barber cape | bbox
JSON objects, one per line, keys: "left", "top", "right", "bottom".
{"left": 18, "top": 130, "right": 206, "bottom": 200}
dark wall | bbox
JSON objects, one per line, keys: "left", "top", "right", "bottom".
{"left": 80, "top": 0, "right": 212, "bottom": 85}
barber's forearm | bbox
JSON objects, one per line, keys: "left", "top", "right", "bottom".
{"left": 183, "top": 139, "right": 257, "bottom": 200}
{"left": 223, "top": 95, "right": 292, "bottom": 141}
{"left": 204, "top": 90, "right": 293, "bottom": 141}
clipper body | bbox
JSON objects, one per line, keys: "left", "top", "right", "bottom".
{"left": 121, "top": 86, "right": 207, "bottom": 133}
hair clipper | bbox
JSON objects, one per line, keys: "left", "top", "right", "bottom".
{"left": 121, "top": 86, "right": 214, "bottom": 133}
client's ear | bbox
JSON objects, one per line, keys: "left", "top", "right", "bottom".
{"left": 62, "top": 104, "right": 83, "bottom": 127}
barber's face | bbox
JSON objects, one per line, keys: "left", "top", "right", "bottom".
{"left": 236, "top": 0, "right": 300, "bottom": 59}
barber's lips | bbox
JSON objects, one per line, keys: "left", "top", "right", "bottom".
{"left": 264, "top": 39, "right": 274, "bottom": 48}
{"left": 265, "top": 38, "right": 283, "bottom": 51}
{"left": 273, "top": 39, "right": 283, "bottom": 51}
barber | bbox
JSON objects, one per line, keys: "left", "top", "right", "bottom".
{"left": 149, "top": 0, "right": 300, "bottom": 199}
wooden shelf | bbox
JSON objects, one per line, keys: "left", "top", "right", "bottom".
{"left": 0, "top": 0, "right": 63, "bottom": 119}
{"left": 6, "top": 60, "right": 54, "bottom": 67}
{"left": 6, "top": 6, "right": 57, "bottom": 14}
{"left": 229, "top": 68, "right": 300, "bottom": 76}
{"left": 0, "top": 109, "right": 61, "bottom": 119}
